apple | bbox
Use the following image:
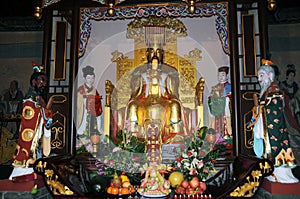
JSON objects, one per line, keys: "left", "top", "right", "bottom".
{"left": 197, "top": 187, "right": 204, "bottom": 195}
{"left": 175, "top": 186, "right": 185, "bottom": 195}
{"left": 181, "top": 179, "right": 189, "bottom": 189}
{"left": 185, "top": 187, "right": 194, "bottom": 195}
{"left": 189, "top": 177, "right": 200, "bottom": 188}
{"left": 199, "top": 181, "right": 207, "bottom": 191}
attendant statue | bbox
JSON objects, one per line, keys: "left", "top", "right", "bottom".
{"left": 247, "top": 61, "right": 299, "bottom": 183}
{"left": 77, "top": 66, "right": 103, "bottom": 137}
{"left": 9, "top": 61, "right": 53, "bottom": 180}
{"left": 125, "top": 48, "right": 188, "bottom": 144}
{"left": 208, "top": 66, "right": 232, "bottom": 139}
{"left": 280, "top": 64, "right": 300, "bottom": 126}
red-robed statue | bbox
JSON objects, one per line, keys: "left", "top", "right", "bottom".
{"left": 77, "top": 65, "right": 103, "bottom": 152}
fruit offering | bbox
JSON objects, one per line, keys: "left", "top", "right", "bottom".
{"left": 174, "top": 176, "right": 207, "bottom": 195}
{"left": 106, "top": 173, "right": 134, "bottom": 195}
{"left": 139, "top": 163, "right": 172, "bottom": 196}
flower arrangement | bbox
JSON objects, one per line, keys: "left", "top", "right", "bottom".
{"left": 77, "top": 125, "right": 231, "bottom": 189}
{"left": 171, "top": 127, "right": 223, "bottom": 181}
{"left": 94, "top": 129, "right": 147, "bottom": 183}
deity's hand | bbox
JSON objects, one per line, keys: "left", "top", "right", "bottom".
{"left": 42, "top": 108, "right": 53, "bottom": 129}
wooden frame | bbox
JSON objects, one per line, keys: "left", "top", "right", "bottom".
{"left": 76, "top": 2, "right": 233, "bottom": 152}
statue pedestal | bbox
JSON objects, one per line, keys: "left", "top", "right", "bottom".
{"left": 260, "top": 179, "right": 300, "bottom": 195}
{"left": 0, "top": 177, "right": 51, "bottom": 199}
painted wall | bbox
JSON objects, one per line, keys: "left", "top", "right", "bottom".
{"left": 268, "top": 23, "right": 300, "bottom": 82}
{"left": 0, "top": 31, "right": 43, "bottom": 99}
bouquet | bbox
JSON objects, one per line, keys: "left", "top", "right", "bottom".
{"left": 171, "top": 127, "right": 220, "bottom": 181}
{"left": 95, "top": 129, "right": 147, "bottom": 183}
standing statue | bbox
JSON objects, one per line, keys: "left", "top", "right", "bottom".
{"left": 208, "top": 66, "right": 232, "bottom": 139}
{"left": 247, "top": 61, "right": 299, "bottom": 183}
{"left": 77, "top": 65, "right": 103, "bottom": 137}
{"left": 280, "top": 64, "right": 300, "bottom": 126}
{"left": 10, "top": 61, "right": 53, "bottom": 180}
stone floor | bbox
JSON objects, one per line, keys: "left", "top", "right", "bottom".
{"left": 0, "top": 187, "right": 52, "bottom": 199}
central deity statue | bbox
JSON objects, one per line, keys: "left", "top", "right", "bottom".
{"left": 124, "top": 48, "right": 189, "bottom": 145}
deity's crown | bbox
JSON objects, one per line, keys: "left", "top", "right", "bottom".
{"left": 261, "top": 59, "right": 273, "bottom": 66}
{"left": 32, "top": 61, "right": 45, "bottom": 73}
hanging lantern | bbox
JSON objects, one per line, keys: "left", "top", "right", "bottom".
{"left": 267, "top": 0, "right": 277, "bottom": 11}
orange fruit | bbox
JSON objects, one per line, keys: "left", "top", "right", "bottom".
{"left": 121, "top": 187, "right": 130, "bottom": 195}
{"left": 129, "top": 186, "right": 135, "bottom": 194}
{"left": 107, "top": 187, "right": 112, "bottom": 194}
{"left": 111, "top": 187, "right": 119, "bottom": 195}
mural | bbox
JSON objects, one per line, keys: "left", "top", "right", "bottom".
{"left": 76, "top": 3, "right": 231, "bottom": 152}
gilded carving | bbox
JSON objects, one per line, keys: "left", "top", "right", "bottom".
{"left": 21, "top": 128, "right": 35, "bottom": 141}
{"left": 22, "top": 106, "right": 35, "bottom": 120}
{"left": 0, "top": 127, "right": 17, "bottom": 164}
{"left": 126, "top": 17, "right": 187, "bottom": 42}
{"left": 51, "top": 111, "right": 66, "bottom": 149}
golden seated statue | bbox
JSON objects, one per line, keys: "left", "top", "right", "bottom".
{"left": 103, "top": 47, "right": 205, "bottom": 149}
{"left": 124, "top": 55, "right": 189, "bottom": 144}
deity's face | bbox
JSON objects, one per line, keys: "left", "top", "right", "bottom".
{"left": 85, "top": 74, "right": 95, "bottom": 88}
{"left": 287, "top": 71, "right": 295, "bottom": 84}
{"left": 258, "top": 69, "right": 271, "bottom": 96}
{"left": 10, "top": 81, "right": 17, "bottom": 92}
{"left": 218, "top": 71, "right": 228, "bottom": 84}
{"left": 34, "top": 75, "right": 47, "bottom": 93}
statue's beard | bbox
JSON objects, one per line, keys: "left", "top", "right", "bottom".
{"left": 34, "top": 85, "right": 46, "bottom": 96}
{"left": 259, "top": 81, "right": 271, "bottom": 97}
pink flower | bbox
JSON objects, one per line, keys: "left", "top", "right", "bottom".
{"left": 109, "top": 160, "right": 115, "bottom": 164}
{"left": 273, "top": 110, "right": 277, "bottom": 115}
{"left": 133, "top": 156, "right": 139, "bottom": 162}
{"left": 199, "top": 150, "right": 206, "bottom": 157}
{"left": 197, "top": 160, "right": 204, "bottom": 168}
{"left": 283, "top": 140, "right": 289, "bottom": 145}
{"left": 180, "top": 145, "right": 185, "bottom": 150}
{"left": 272, "top": 146, "right": 277, "bottom": 151}
{"left": 268, "top": 124, "right": 274, "bottom": 129}
{"left": 189, "top": 169, "right": 197, "bottom": 175}
{"left": 112, "top": 147, "right": 120, "bottom": 152}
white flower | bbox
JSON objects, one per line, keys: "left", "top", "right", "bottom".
{"left": 112, "top": 146, "right": 121, "bottom": 152}
{"left": 191, "top": 158, "right": 201, "bottom": 169}
{"left": 183, "top": 162, "right": 190, "bottom": 168}
{"left": 182, "top": 153, "right": 189, "bottom": 158}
